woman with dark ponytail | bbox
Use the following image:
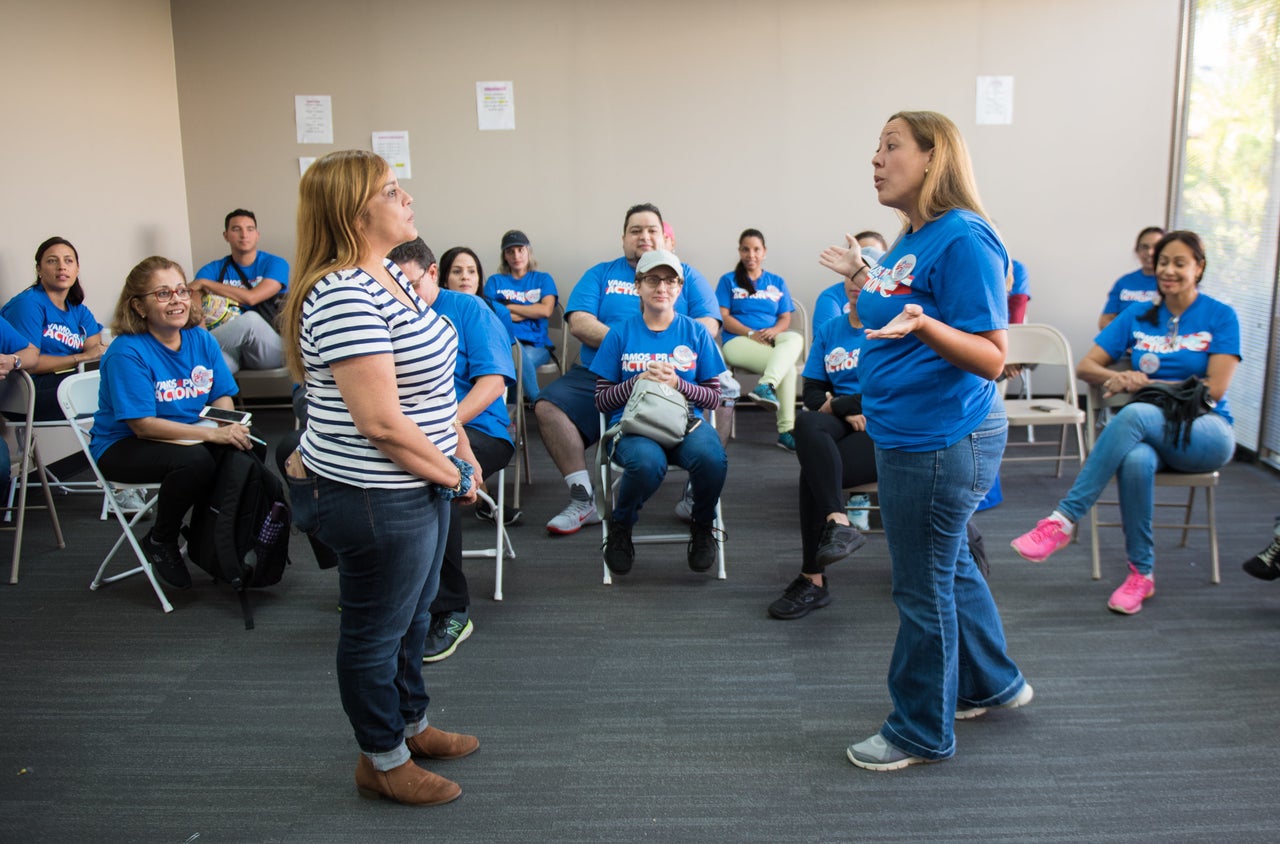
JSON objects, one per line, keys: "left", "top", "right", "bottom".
{"left": 715, "top": 228, "right": 803, "bottom": 450}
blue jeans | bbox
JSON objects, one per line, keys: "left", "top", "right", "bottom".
{"left": 609, "top": 423, "right": 726, "bottom": 526}
{"left": 875, "top": 411, "right": 1023, "bottom": 760}
{"left": 289, "top": 473, "right": 449, "bottom": 770}
{"left": 519, "top": 343, "right": 552, "bottom": 403}
{"left": 1056, "top": 403, "right": 1234, "bottom": 574}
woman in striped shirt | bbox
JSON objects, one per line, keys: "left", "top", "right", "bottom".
{"left": 280, "top": 150, "right": 481, "bottom": 808}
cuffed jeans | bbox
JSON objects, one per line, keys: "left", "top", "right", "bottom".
{"left": 722, "top": 331, "right": 803, "bottom": 433}
{"left": 289, "top": 472, "right": 449, "bottom": 771}
{"left": 1055, "top": 403, "right": 1234, "bottom": 575}
{"left": 609, "top": 423, "right": 726, "bottom": 526}
{"left": 876, "top": 411, "right": 1023, "bottom": 760}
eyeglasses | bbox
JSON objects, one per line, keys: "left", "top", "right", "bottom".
{"left": 638, "top": 275, "right": 683, "bottom": 288}
{"left": 139, "top": 286, "right": 192, "bottom": 303}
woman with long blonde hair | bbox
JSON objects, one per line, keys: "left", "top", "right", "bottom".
{"left": 281, "top": 150, "right": 481, "bottom": 807}
{"left": 820, "top": 111, "right": 1028, "bottom": 772}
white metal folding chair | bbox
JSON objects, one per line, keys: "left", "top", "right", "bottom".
{"left": 462, "top": 469, "right": 517, "bottom": 601}
{"left": 596, "top": 413, "right": 727, "bottom": 585}
{"left": 57, "top": 371, "right": 173, "bottom": 612}
{"left": 1083, "top": 374, "right": 1220, "bottom": 583}
{"left": 1, "top": 371, "right": 65, "bottom": 583}
{"left": 1001, "top": 323, "right": 1086, "bottom": 477}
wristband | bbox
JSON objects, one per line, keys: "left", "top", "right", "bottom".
{"left": 12, "top": 355, "right": 21, "bottom": 371}
{"left": 433, "top": 455, "right": 474, "bottom": 501}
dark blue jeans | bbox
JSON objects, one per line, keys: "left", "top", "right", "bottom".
{"left": 290, "top": 472, "right": 448, "bottom": 770}
{"left": 609, "top": 423, "right": 726, "bottom": 526}
{"left": 875, "top": 411, "right": 1023, "bottom": 760}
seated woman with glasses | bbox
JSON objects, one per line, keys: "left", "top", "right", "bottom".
{"left": 590, "top": 249, "right": 727, "bottom": 577}
{"left": 91, "top": 256, "right": 257, "bottom": 591}
{"left": 1011, "top": 231, "right": 1240, "bottom": 615}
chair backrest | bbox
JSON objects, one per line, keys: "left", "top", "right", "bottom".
{"left": 1005, "top": 323, "right": 1080, "bottom": 405}
{"left": 0, "top": 372, "right": 37, "bottom": 475}
{"left": 56, "top": 371, "right": 102, "bottom": 456}
{"left": 791, "top": 298, "right": 811, "bottom": 362}
{"left": 1083, "top": 360, "right": 1136, "bottom": 450}
{"left": 549, "top": 301, "right": 576, "bottom": 372}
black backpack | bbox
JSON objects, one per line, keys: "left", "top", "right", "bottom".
{"left": 185, "top": 449, "right": 291, "bottom": 629}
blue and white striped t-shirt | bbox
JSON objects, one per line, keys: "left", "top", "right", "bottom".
{"left": 297, "top": 261, "right": 459, "bottom": 488}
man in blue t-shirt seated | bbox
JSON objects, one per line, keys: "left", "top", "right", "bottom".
{"left": 535, "top": 202, "right": 721, "bottom": 536}
{"left": 190, "top": 208, "right": 288, "bottom": 373}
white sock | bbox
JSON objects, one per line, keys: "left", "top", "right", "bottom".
{"left": 1050, "top": 510, "right": 1074, "bottom": 532}
{"left": 565, "top": 470, "right": 593, "bottom": 498}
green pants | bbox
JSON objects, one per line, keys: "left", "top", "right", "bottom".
{"left": 722, "top": 331, "right": 803, "bottom": 433}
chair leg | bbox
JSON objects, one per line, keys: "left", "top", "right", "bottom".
{"left": 1178, "top": 487, "right": 1197, "bottom": 548}
{"left": 31, "top": 445, "right": 64, "bottom": 550}
{"left": 599, "top": 460, "right": 612, "bottom": 586}
{"left": 493, "top": 483, "right": 505, "bottom": 602}
{"left": 1089, "top": 506, "right": 1102, "bottom": 580}
{"left": 1206, "top": 486, "right": 1219, "bottom": 584}
{"left": 714, "top": 498, "right": 727, "bottom": 581}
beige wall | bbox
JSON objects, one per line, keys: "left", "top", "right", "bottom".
{"left": 169, "top": 0, "right": 1180, "bottom": 362}
{"left": 0, "top": 0, "right": 192, "bottom": 325}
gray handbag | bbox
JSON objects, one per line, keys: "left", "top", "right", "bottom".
{"left": 608, "top": 378, "right": 689, "bottom": 448}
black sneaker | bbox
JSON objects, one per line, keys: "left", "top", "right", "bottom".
{"left": 815, "top": 521, "right": 867, "bottom": 567}
{"left": 768, "top": 575, "right": 831, "bottom": 620}
{"left": 687, "top": 521, "right": 718, "bottom": 572}
{"left": 475, "top": 497, "right": 523, "bottom": 526}
{"left": 1243, "top": 536, "right": 1280, "bottom": 581}
{"left": 422, "top": 610, "right": 473, "bottom": 663}
{"left": 144, "top": 530, "right": 191, "bottom": 590}
{"left": 604, "top": 520, "right": 634, "bottom": 575}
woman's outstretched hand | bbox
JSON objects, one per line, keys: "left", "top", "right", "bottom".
{"left": 865, "top": 304, "right": 926, "bottom": 339}
{"left": 818, "top": 234, "right": 863, "bottom": 278}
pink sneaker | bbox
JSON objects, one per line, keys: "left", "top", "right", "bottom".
{"left": 1108, "top": 565, "right": 1155, "bottom": 614}
{"left": 1010, "top": 517, "right": 1072, "bottom": 563}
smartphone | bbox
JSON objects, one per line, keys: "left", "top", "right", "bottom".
{"left": 1030, "top": 404, "right": 1056, "bottom": 412}
{"left": 199, "top": 405, "right": 252, "bottom": 426}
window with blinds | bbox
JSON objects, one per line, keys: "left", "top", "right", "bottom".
{"left": 1170, "top": 0, "right": 1280, "bottom": 466}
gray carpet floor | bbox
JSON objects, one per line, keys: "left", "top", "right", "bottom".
{"left": 2, "top": 407, "right": 1279, "bottom": 843}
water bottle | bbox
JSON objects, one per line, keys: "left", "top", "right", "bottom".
{"left": 257, "top": 501, "right": 287, "bottom": 546}
{"left": 846, "top": 493, "right": 871, "bottom": 532}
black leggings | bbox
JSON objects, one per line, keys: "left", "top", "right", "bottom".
{"left": 430, "top": 429, "right": 515, "bottom": 615}
{"left": 98, "top": 437, "right": 248, "bottom": 545}
{"left": 794, "top": 411, "right": 877, "bottom": 575}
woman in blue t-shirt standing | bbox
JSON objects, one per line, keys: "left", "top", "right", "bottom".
{"left": 820, "top": 111, "right": 1028, "bottom": 772}
{"left": 717, "top": 228, "right": 803, "bottom": 451}
{"left": 1012, "top": 231, "right": 1239, "bottom": 614}
{"left": 1, "top": 237, "right": 107, "bottom": 418}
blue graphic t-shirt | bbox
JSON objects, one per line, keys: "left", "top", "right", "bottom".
{"left": 1094, "top": 292, "right": 1240, "bottom": 423}
{"left": 0, "top": 316, "right": 32, "bottom": 355}
{"left": 565, "top": 256, "right": 719, "bottom": 366}
{"left": 1010, "top": 260, "right": 1030, "bottom": 297}
{"left": 803, "top": 314, "right": 867, "bottom": 397}
{"left": 715, "top": 270, "right": 795, "bottom": 337}
{"left": 1102, "top": 268, "right": 1159, "bottom": 316}
{"left": 813, "top": 280, "right": 851, "bottom": 329}
{"left": 589, "top": 313, "right": 726, "bottom": 425}
{"left": 90, "top": 328, "right": 238, "bottom": 460}
{"left": 483, "top": 270, "right": 558, "bottom": 347}
{"left": 0, "top": 286, "right": 102, "bottom": 356}
{"left": 194, "top": 250, "right": 290, "bottom": 324}
{"left": 430, "top": 289, "right": 515, "bottom": 444}
{"left": 856, "top": 209, "right": 1008, "bottom": 452}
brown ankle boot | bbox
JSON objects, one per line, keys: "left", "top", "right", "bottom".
{"left": 405, "top": 726, "right": 479, "bottom": 760}
{"left": 354, "top": 756, "right": 461, "bottom": 806}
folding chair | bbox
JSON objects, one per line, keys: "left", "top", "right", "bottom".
{"left": 843, "top": 481, "right": 881, "bottom": 535}
{"left": 232, "top": 366, "right": 295, "bottom": 411}
{"left": 57, "top": 371, "right": 173, "bottom": 612}
{"left": 462, "top": 469, "right": 517, "bottom": 601}
{"left": 1001, "top": 323, "right": 1086, "bottom": 477}
{"left": 510, "top": 343, "right": 533, "bottom": 508}
{"left": 596, "top": 413, "right": 727, "bottom": 585}
{"left": 1, "top": 371, "right": 65, "bottom": 583}
{"left": 1083, "top": 374, "right": 1220, "bottom": 583}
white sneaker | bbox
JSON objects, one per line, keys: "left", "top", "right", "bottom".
{"left": 546, "top": 485, "right": 601, "bottom": 535}
{"left": 673, "top": 481, "right": 694, "bottom": 523}
{"left": 114, "top": 488, "right": 149, "bottom": 515}
{"left": 717, "top": 370, "right": 741, "bottom": 400}
{"left": 955, "top": 682, "right": 1034, "bottom": 720}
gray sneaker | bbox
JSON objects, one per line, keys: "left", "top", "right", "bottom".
{"left": 673, "top": 481, "right": 694, "bottom": 522}
{"left": 846, "top": 734, "right": 928, "bottom": 772}
{"left": 546, "top": 484, "right": 601, "bottom": 535}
